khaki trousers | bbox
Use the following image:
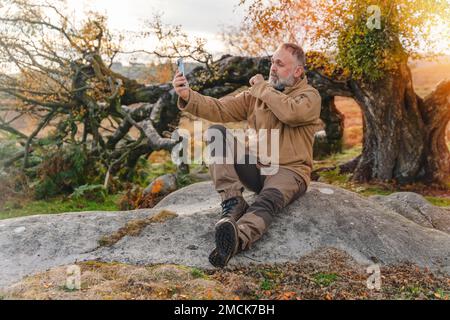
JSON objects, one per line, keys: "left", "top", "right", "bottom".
{"left": 206, "top": 124, "right": 307, "bottom": 251}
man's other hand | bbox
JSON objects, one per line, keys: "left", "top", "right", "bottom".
{"left": 249, "top": 74, "right": 264, "bottom": 86}
{"left": 172, "top": 71, "right": 190, "bottom": 101}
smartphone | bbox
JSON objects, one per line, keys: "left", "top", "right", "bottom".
{"left": 177, "top": 58, "right": 185, "bottom": 77}
{"left": 176, "top": 58, "right": 188, "bottom": 88}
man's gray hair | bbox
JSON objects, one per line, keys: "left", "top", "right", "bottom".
{"left": 280, "top": 43, "right": 306, "bottom": 67}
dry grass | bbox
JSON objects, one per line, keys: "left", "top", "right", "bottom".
{"left": 2, "top": 248, "right": 448, "bottom": 300}
{"left": 0, "top": 262, "right": 236, "bottom": 300}
{"left": 98, "top": 209, "right": 177, "bottom": 247}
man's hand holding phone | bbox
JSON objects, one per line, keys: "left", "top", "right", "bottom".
{"left": 173, "top": 70, "right": 190, "bottom": 101}
{"left": 172, "top": 58, "right": 190, "bottom": 101}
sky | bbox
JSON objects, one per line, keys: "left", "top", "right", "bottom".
{"left": 65, "top": 0, "right": 248, "bottom": 63}
{"left": 64, "top": 0, "right": 450, "bottom": 62}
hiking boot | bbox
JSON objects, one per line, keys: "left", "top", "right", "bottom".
{"left": 220, "top": 196, "right": 249, "bottom": 221}
{"left": 208, "top": 218, "right": 240, "bottom": 268}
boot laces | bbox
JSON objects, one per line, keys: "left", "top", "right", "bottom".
{"left": 221, "top": 197, "right": 239, "bottom": 216}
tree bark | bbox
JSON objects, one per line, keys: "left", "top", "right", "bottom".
{"left": 349, "top": 60, "right": 449, "bottom": 185}
{"left": 420, "top": 81, "right": 450, "bottom": 184}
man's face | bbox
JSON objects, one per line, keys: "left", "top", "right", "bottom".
{"left": 269, "top": 47, "right": 303, "bottom": 90}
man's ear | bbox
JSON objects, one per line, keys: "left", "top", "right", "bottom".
{"left": 294, "top": 65, "right": 304, "bottom": 78}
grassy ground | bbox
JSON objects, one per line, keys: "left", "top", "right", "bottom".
{"left": 313, "top": 144, "right": 450, "bottom": 207}
{"left": 0, "top": 194, "right": 122, "bottom": 220}
{"left": 317, "top": 167, "right": 450, "bottom": 207}
{"left": 0, "top": 156, "right": 210, "bottom": 220}
{"left": 2, "top": 248, "right": 448, "bottom": 300}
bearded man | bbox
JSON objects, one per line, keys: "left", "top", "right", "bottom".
{"left": 172, "top": 43, "right": 322, "bottom": 268}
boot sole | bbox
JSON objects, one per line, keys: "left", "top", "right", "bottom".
{"left": 209, "top": 220, "right": 238, "bottom": 268}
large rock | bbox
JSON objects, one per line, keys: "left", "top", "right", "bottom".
{"left": 0, "top": 182, "right": 449, "bottom": 289}
{"left": 370, "top": 192, "right": 450, "bottom": 234}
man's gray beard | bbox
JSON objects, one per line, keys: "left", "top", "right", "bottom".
{"left": 272, "top": 82, "right": 286, "bottom": 91}
{"left": 269, "top": 74, "right": 296, "bottom": 91}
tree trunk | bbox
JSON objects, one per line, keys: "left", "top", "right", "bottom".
{"left": 307, "top": 69, "right": 351, "bottom": 158}
{"left": 313, "top": 95, "right": 345, "bottom": 158}
{"left": 420, "top": 81, "right": 450, "bottom": 184}
{"left": 349, "top": 60, "right": 450, "bottom": 185}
